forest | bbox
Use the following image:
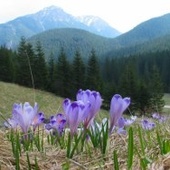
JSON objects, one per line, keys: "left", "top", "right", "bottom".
{"left": 0, "top": 37, "right": 168, "bottom": 115}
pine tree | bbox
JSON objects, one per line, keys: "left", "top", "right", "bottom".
{"left": 55, "top": 48, "right": 72, "bottom": 97}
{"left": 0, "top": 46, "right": 14, "bottom": 82}
{"left": 86, "top": 49, "right": 103, "bottom": 92}
{"left": 71, "top": 50, "right": 86, "bottom": 95}
{"left": 33, "top": 41, "right": 48, "bottom": 89}
{"left": 47, "top": 53, "right": 56, "bottom": 92}
{"left": 16, "top": 37, "right": 34, "bottom": 87}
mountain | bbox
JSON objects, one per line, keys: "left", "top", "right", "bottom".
{"left": 106, "top": 13, "right": 170, "bottom": 57}
{"left": 0, "top": 6, "right": 121, "bottom": 48}
{"left": 112, "top": 13, "right": 170, "bottom": 47}
{"left": 77, "top": 15, "right": 120, "bottom": 38}
{"left": 27, "top": 13, "right": 170, "bottom": 59}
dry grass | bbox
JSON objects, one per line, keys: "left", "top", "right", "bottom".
{"left": 0, "top": 119, "right": 170, "bottom": 170}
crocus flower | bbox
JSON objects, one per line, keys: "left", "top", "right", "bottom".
{"left": 117, "top": 117, "right": 127, "bottom": 135}
{"left": 76, "top": 89, "right": 102, "bottom": 129}
{"left": 63, "top": 98, "right": 91, "bottom": 136}
{"left": 4, "top": 118, "right": 18, "bottom": 129}
{"left": 116, "top": 116, "right": 135, "bottom": 135}
{"left": 109, "top": 94, "right": 130, "bottom": 134}
{"left": 124, "top": 117, "right": 136, "bottom": 126}
{"left": 141, "top": 119, "right": 155, "bottom": 130}
{"left": 32, "top": 112, "right": 45, "bottom": 131}
{"left": 152, "top": 112, "right": 166, "bottom": 123}
{"left": 152, "top": 112, "right": 161, "bottom": 119}
{"left": 45, "top": 113, "right": 66, "bottom": 136}
{"left": 12, "top": 102, "right": 38, "bottom": 139}
{"left": 158, "top": 115, "right": 166, "bottom": 123}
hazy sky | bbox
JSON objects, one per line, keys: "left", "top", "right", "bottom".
{"left": 0, "top": 0, "right": 170, "bottom": 33}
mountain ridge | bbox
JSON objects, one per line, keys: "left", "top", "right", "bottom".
{"left": 27, "top": 12, "right": 170, "bottom": 59}
{"left": 0, "top": 5, "right": 120, "bottom": 48}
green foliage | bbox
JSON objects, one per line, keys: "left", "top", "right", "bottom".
{"left": 66, "top": 132, "right": 84, "bottom": 158}
{"left": 157, "top": 130, "right": 170, "bottom": 155}
{"left": 113, "top": 150, "right": 119, "bottom": 170}
{"left": 127, "top": 127, "right": 134, "bottom": 170}
{"left": 0, "top": 37, "right": 168, "bottom": 115}
{"left": 28, "top": 28, "right": 114, "bottom": 60}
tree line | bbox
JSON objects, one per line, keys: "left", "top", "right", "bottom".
{"left": 0, "top": 37, "right": 167, "bottom": 115}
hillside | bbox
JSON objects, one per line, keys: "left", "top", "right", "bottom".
{"left": 0, "top": 81, "right": 64, "bottom": 122}
{"left": 27, "top": 28, "right": 115, "bottom": 60}
{"left": 113, "top": 13, "right": 170, "bottom": 47}
{"left": 27, "top": 13, "right": 170, "bottom": 59}
{"left": 0, "top": 82, "right": 107, "bottom": 124}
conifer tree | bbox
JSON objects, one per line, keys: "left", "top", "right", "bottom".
{"left": 47, "top": 53, "right": 56, "bottom": 92}
{"left": 16, "top": 37, "right": 34, "bottom": 87}
{"left": 55, "top": 48, "right": 71, "bottom": 97}
{"left": 86, "top": 49, "right": 103, "bottom": 92}
{"left": 71, "top": 50, "right": 86, "bottom": 95}
{"left": 0, "top": 46, "right": 14, "bottom": 82}
{"left": 33, "top": 41, "right": 48, "bottom": 89}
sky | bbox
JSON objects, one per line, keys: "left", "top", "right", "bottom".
{"left": 0, "top": 0, "right": 170, "bottom": 33}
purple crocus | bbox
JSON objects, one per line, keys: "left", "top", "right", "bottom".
{"left": 63, "top": 98, "right": 91, "bottom": 136}
{"left": 124, "top": 117, "right": 136, "bottom": 126}
{"left": 45, "top": 113, "right": 66, "bottom": 136}
{"left": 4, "top": 118, "right": 18, "bottom": 129}
{"left": 152, "top": 112, "right": 161, "bottom": 119}
{"left": 141, "top": 119, "right": 155, "bottom": 130}
{"left": 109, "top": 94, "right": 130, "bottom": 134}
{"left": 117, "top": 117, "right": 127, "bottom": 135}
{"left": 31, "top": 112, "right": 45, "bottom": 131}
{"left": 12, "top": 102, "right": 38, "bottom": 139}
{"left": 152, "top": 112, "right": 166, "bottom": 123}
{"left": 76, "top": 89, "right": 102, "bottom": 129}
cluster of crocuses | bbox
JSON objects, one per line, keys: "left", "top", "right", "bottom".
{"left": 140, "top": 112, "right": 167, "bottom": 131}
{"left": 4, "top": 89, "right": 133, "bottom": 140}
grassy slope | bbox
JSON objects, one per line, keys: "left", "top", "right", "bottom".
{"left": 0, "top": 81, "right": 108, "bottom": 124}
{"left": 0, "top": 81, "right": 64, "bottom": 123}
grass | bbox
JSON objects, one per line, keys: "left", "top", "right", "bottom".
{"left": 0, "top": 81, "right": 170, "bottom": 169}
{"left": 0, "top": 81, "right": 63, "bottom": 124}
{"left": 0, "top": 81, "right": 108, "bottom": 124}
